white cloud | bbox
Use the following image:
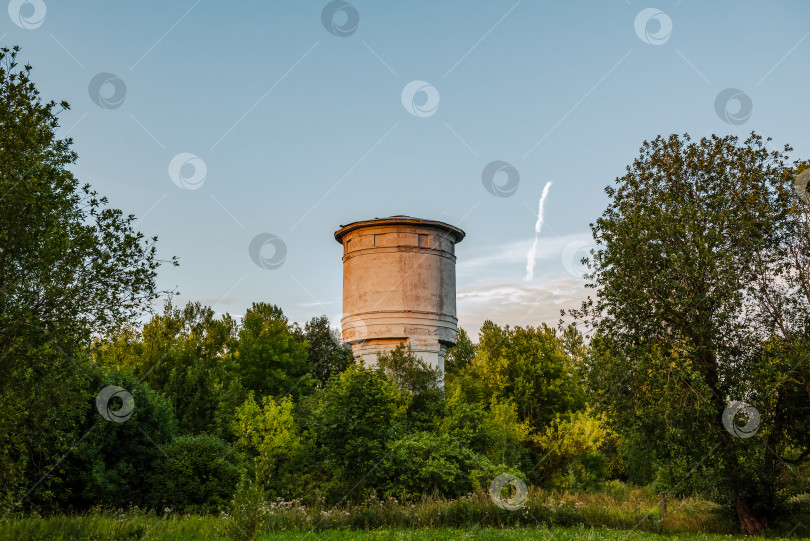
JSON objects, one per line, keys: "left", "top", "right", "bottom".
{"left": 457, "top": 232, "right": 593, "bottom": 282}
{"left": 456, "top": 276, "right": 591, "bottom": 340}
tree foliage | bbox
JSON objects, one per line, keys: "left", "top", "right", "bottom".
{"left": 146, "top": 434, "right": 243, "bottom": 512}
{"left": 469, "top": 321, "right": 585, "bottom": 427}
{"left": 579, "top": 133, "right": 810, "bottom": 533}
{"left": 0, "top": 46, "right": 172, "bottom": 511}
{"left": 312, "top": 364, "right": 409, "bottom": 499}
{"left": 293, "top": 315, "right": 352, "bottom": 387}
{"left": 235, "top": 303, "right": 312, "bottom": 398}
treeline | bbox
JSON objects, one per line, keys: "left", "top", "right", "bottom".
{"left": 3, "top": 300, "right": 613, "bottom": 513}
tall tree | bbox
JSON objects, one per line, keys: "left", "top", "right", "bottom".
{"left": 0, "top": 47, "right": 171, "bottom": 510}
{"left": 293, "top": 315, "right": 352, "bottom": 387}
{"left": 235, "top": 303, "right": 312, "bottom": 398}
{"left": 580, "top": 133, "right": 810, "bottom": 533}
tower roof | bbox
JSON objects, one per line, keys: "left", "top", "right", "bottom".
{"left": 334, "top": 216, "right": 466, "bottom": 244}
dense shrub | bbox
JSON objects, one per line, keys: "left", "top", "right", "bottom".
{"left": 312, "top": 364, "right": 409, "bottom": 501}
{"left": 231, "top": 393, "right": 312, "bottom": 501}
{"left": 376, "top": 345, "right": 444, "bottom": 429}
{"left": 146, "top": 434, "right": 243, "bottom": 511}
{"left": 532, "top": 409, "right": 614, "bottom": 490}
{"left": 64, "top": 372, "right": 177, "bottom": 508}
{"left": 379, "top": 431, "right": 504, "bottom": 500}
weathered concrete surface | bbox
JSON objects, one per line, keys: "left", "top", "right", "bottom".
{"left": 334, "top": 216, "right": 465, "bottom": 375}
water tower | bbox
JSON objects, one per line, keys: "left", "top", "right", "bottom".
{"left": 334, "top": 216, "right": 465, "bottom": 374}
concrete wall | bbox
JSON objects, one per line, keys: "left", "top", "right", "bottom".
{"left": 334, "top": 217, "right": 465, "bottom": 374}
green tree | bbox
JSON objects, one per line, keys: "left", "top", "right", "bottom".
{"left": 64, "top": 372, "right": 178, "bottom": 509}
{"left": 231, "top": 393, "right": 309, "bottom": 499}
{"left": 471, "top": 322, "right": 586, "bottom": 428}
{"left": 293, "top": 315, "right": 352, "bottom": 387}
{"left": 445, "top": 327, "right": 475, "bottom": 378}
{"left": 376, "top": 344, "right": 444, "bottom": 429}
{"left": 531, "top": 408, "right": 614, "bottom": 490}
{"left": 481, "top": 400, "right": 532, "bottom": 469}
{"left": 0, "top": 47, "right": 172, "bottom": 510}
{"left": 146, "top": 434, "right": 243, "bottom": 511}
{"left": 235, "top": 303, "right": 312, "bottom": 398}
{"left": 580, "top": 133, "right": 810, "bottom": 533}
{"left": 312, "top": 364, "right": 409, "bottom": 501}
{"left": 92, "top": 301, "right": 244, "bottom": 438}
{"left": 379, "top": 431, "right": 500, "bottom": 501}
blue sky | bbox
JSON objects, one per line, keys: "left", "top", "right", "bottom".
{"left": 8, "top": 0, "right": 810, "bottom": 337}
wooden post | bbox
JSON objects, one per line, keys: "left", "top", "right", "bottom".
{"left": 659, "top": 492, "right": 667, "bottom": 518}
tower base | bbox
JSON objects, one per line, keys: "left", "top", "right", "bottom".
{"left": 351, "top": 337, "right": 448, "bottom": 375}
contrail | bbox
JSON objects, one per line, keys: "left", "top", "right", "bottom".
{"left": 525, "top": 181, "right": 552, "bottom": 281}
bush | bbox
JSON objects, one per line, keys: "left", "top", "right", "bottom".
{"left": 532, "top": 409, "right": 614, "bottom": 490}
{"left": 231, "top": 393, "right": 311, "bottom": 500}
{"left": 64, "top": 372, "right": 178, "bottom": 509}
{"left": 312, "top": 364, "right": 409, "bottom": 501}
{"left": 376, "top": 344, "right": 444, "bottom": 429}
{"left": 379, "top": 431, "right": 505, "bottom": 501}
{"left": 146, "top": 434, "right": 243, "bottom": 511}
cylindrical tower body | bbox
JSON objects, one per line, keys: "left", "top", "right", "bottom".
{"left": 334, "top": 216, "right": 465, "bottom": 373}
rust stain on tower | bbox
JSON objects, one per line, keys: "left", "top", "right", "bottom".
{"left": 334, "top": 216, "right": 465, "bottom": 374}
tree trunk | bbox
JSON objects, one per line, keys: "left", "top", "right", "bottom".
{"left": 734, "top": 491, "right": 767, "bottom": 535}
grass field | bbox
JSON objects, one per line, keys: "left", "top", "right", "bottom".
{"left": 0, "top": 521, "right": 798, "bottom": 541}
{"left": 1, "top": 487, "right": 806, "bottom": 541}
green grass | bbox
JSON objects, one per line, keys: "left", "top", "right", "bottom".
{"left": 1, "top": 487, "right": 806, "bottom": 541}
{"left": 0, "top": 520, "right": 793, "bottom": 541}
{"left": 258, "top": 526, "right": 804, "bottom": 540}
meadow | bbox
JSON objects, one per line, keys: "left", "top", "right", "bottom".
{"left": 2, "top": 487, "right": 807, "bottom": 541}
